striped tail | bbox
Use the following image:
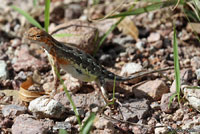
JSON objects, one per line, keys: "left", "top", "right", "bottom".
{"left": 102, "top": 67, "right": 172, "bottom": 81}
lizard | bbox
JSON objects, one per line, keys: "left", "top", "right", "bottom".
{"left": 26, "top": 27, "right": 170, "bottom": 103}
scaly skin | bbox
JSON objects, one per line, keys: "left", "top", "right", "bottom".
{"left": 26, "top": 27, "right": 170, "bottom": 102}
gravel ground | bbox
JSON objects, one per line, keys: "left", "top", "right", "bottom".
{"left": 0, "top": 0, "right": 200, "bottom": 134}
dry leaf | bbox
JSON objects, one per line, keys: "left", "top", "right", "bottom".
{"left": 20, "top": 77, "right": 33, "bottom": 89}
{"left": 0, "top": 90, "right": 19, "bottom": 103}
{"left": 19, "top": 77, "right": 45, "bottom": 102}
{"left": 187, "top": 23, "right": 200, "bottom": 34}
{"left": 117, "top": 17, "right": 139, "bottom": 41}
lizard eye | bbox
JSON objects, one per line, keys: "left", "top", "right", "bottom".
{"left": 36, "top": 35, "right": 41, "bottom": 38}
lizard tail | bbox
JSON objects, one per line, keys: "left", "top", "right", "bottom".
{"left": 103, "top": 67, "right": 172, "bottom": 81}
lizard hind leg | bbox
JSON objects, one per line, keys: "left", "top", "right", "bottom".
{"left": 96, "top": 78, "right": 110, "bottom": 104}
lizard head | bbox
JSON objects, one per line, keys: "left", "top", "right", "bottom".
{"left": 26, "top": 27, "right": 53, "bottom": 51}
{"left": 26, "top": 27, "right": 47, "bottom": 42}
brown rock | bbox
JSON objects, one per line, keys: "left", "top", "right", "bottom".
{"left": 191, "top": 56, "right": 200, "bottom": 70}
{"left": 11, "top": 114, "right": 53, "bottom": 134}
{"left": 147, "top": 32, "right": 161, "bottom": 42}
{"left": 58, "top": 73, "right": 83, "bottom": 93}
{"left": 54, "top": 91, "right": 105, "bottom": 108}
{"left": 12, "top": 45, "right": 46, "bottom": 72}
{"left": 160, "top": 93, "right": 178, "bottom": 113}
{"left": 93, "top": 116, "right": 115, "bottom": 130}
{"left": 133, "top": 80, "right": 169, "bottom": 101}
{"left": 120, "top": 98, "right": 150, "bottom": 122}
{"left": 50, "top": 20, "right": 99, "bottom": 54}
{"left": 172, "top": 109, "right": 184, "bottom": 121}
{"left": 170, "top": 69, "right": 193, "bottom": 93}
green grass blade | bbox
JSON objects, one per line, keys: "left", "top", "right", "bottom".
{"left": 93, "top": 16, "right": 125, "bottom": 55}
{"left": 52, "top": 33, "right": 79, "bottom": 37}
{"left": 54, "top": 66, "right": 81, "bottom": 126}
{"left": 11, "top": 5, "right": 42, "bottom": 29}
{"left": 80, "top": 113, "right": 96, "bottom": 134}
{"left": 59, "top": 129, "right": 68, "bottom": 134}
{"left": 173, "top": 25, "right": 181, "bottom": 103}
{"left": 33, "top": 0, "right": 38, "bottom": 7}
{"left": 108, "top": 0, "right": 186, "bottom": 18}
{"left": 112, "top": 76, "right": 116, "bottom": 100}
{"left": 44, "top": 0, "right": 51, "bottom": 32}
{"left": 168, "top": 93, "right": 177, "bottom": 108}
{"left": 94, "top": 5, "right": 134, "bottom": 55}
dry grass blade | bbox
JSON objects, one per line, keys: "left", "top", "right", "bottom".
{"left": 188, "top": 23, "right": 200, "bottom": 34}
{"left": 117, "top": 17, "right": 139, "bottom": 41}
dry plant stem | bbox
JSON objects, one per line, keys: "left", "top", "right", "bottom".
{"left": 187, "top": 2, "right": 200, "bottom": 20}
{"left": 88, "top": 0, "right": 126, "bottom": 22}
{"left": 102, "top": 113, "right": 167, "bottom": 129}
{"left": 171, "top": 0, "right": 180, "bottom": 10}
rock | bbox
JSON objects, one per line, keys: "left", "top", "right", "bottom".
{"left": 113, "top": 35, "right": 134, "bottom": 45}
{"left": 99, "top": 54, "right": 113, "bottom": 66}
{"left": 120, "top": 98, "right": 150, "bottom": 122}
{"left": 150, "top": 102, "right": 160, "bottom": 110}
{"left": 11, "top": 114, "right": 53, "bottom": 134}
{"left": 42, "top": 82, "right": 54, "bottom": 94}
{"left": 15, "top": 71, "right": 27, "bottom": 81}
{"left": 11, "top": 39, "right": 21, "bottom": 48}
{"left": 94, "top": 19, "right": 116, "bottom": 36}
{"left": 147, "top": 32, "right": 161, "bottom": 42}
{"left": 12, "top": 45, "right": 46, "bottom": 72}
{"left": 65, "top": 116, "right": 78, "bottom": 125}
{"left": 92, "top": 129, "right": 115, "bottom": 134}
{"left": 152, "top": 40, "right": 163, "bottom": 49}
{"left": 2, "top": 104, "right": 27, "bottom": 118}
{"left": 191, "top": 56, "right": 200, "bottom": 70}
{"left": 182, "top": 116, "right": 200, "bottom": 134}
{"left": 125, "top": 46, "right": 136, "bottom": 55}
{"left": 54, "top": 91, "right": 105, "bottom": 108}
{"left": 160, "top": 93, "right": 178, "bottom": 113}
{"left": 181, "top": 69, "right": 193, "bottom": 81}
{"left": 93, "top": 116, "right": 114, "bottom": 130}
{"left": 58, "top": 73, "right": 83, "bottom": 93}
{"left": 131, "top": 126, "right": 143, "bottom": 134}
{"left": 170, "top": 80, "right": 176, "bottom": 93}
{"left": 196, "top": 69, "right": 200, "bottom": 80}
{"left": 64, "top": 4, "right": 83, "bottom": 19}
{"left": 50, "top": 5, "right": 64, "bottom": 23}
{"left": 172, "top": 109, "right": 184, "bottom": 121}
{"left": 28, "top": 96, "right": 66, "bottom": 119}
{"left": 154, "top": 123, "right": 168, "bottom": 134}
{"left": 53, "top": 121, "right": 71, "bottom": 132}
{"left": 170, "top": 69, "right": 193, "bottom": 93}
{"left": 0, "top": 60, "right": 8, "bottom": 81}
{"left": 50, "top": 20, "right": 99, "bottom": 54}
{"left": 134, "top": 80, "right": 169, "bottom": 101}
{"left": 136, "top": 41, "right": 145, "bottom": 52}
{"left": 76, "top": 108, "right": 85, "bottom": 119}
{"left": 90, "top": 104, "right": 100, "bottom": 113}
{"left": 183, "top": 87, "right": 200, "bottom": 111}
{"left": 120, "top": 62, "right": 143, "bottom": 83}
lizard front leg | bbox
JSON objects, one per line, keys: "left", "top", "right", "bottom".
{"left": 45, "top": 49, "right": 60, "bottom": 97}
